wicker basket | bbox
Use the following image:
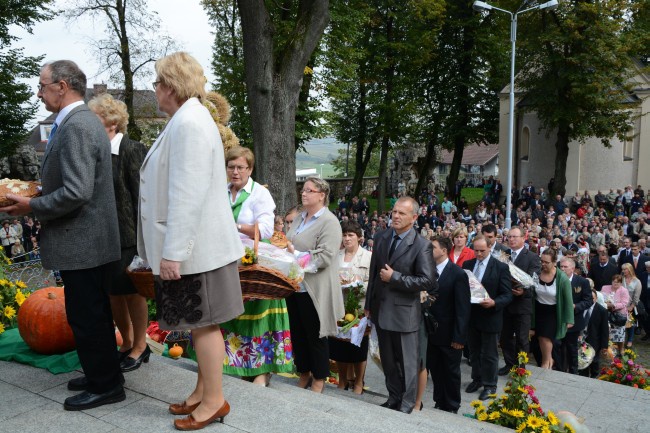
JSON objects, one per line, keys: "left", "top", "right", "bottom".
{"left": 126, "top": 268, "right": 155, "bottom": 299}
{"left": 239, "top": 223, "right": 300, "bottom": 300}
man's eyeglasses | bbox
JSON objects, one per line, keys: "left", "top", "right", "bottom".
{"left": 152, "top": 81, "right": 161, "bottom": 90}
{"left": 37, "top": 82, "right": 58, "bottom": 92}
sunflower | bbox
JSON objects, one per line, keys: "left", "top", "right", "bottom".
{"left": 518, "top": 351, "right": 529, "bottom": 364}
{"left": 527, "top": 415, "right": 548, "bottom": 429}
{"left": 470, "top": 400, "right": 483, "bottom": 408}
{"left": 15, "top": 280, "right": 26, "bottom": 289}
{"left": 488, "top": 411, "right": 501, "bottom": 420}
{"left": 547, "top": 411, "right": 559, "bottom": 426}
{"left": 510, "top": 409, "right": 525, "bottom": 418}
{"left": 565, "top": 423, "right": 576, "bottom": 433}
{"left": 15, "top": 290, "right": 26, "bottom": 307}
{"left": 3, "top": 305, "right": 16, "bottom": 319}
{"left": 0, "top": 323, "right": 5, "bottom": 334}
{"left": 477, "top": 412, "right": 488, "bottom": 421}
{"left": 515, "top": 422, "right": 526, "bottom": 433}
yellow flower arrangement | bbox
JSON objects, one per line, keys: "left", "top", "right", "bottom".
{"left": 0, "top": 251, "right": 32, "bottom": 333}
{"left": 240, "top": 246, "right": 257, "bottom": 266}
{"left": 472, "top": 352, "right": 578, "bottom": 433}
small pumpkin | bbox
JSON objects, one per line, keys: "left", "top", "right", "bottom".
{"left": 169, "top": 343, "right": 183, "bottom": 359}
{"left": 115, "top": 329, "right": 123, "bottom": 347}
{"left": 18, "top": 287, "right": 75, "bottom": 354}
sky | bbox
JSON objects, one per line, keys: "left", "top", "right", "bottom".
{"left": 11, "top": 0, "right": 215, "bottom": 123}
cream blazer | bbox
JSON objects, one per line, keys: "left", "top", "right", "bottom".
{"left": 137, "top": 98, "right": 243, "bottom": 275}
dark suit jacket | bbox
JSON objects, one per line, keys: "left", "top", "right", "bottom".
{"left": 585, "top": 303, "right": 609, "bottom": 353}
{"left": 31, "top": 104, "right": 120, "bottom": 270}
{"left": 365, "top": 228, "right": 437, "bottom": 333}
{"left": 112, "top": 135, "right": 147, "bottom": 249}
{"left": 462, "top": 257, "right": 513, "bottom": 333}
{"left": 506, "top": 248, "right": 541, "bottom": 315}
{"left": 618, "top": 253, "right": 649, "bottom": 277}
{"left": 429, "top": 261, "right": 471, "bottom": 346}
{"left": 588, "top": 262, "right": 617, "bottom": 291}
{"left": 491, "top": 242, "right": 509, "bottom": 255}
{"left": 568, "top": 274, "right": 593, "bottom": 333}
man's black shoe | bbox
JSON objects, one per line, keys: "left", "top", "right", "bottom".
{"left": 465, "top": 381, "right": 482, "bottom": 393}
{"left": 498, "top": 365, "right": 512, "bottom": 376}
{"left": 380, "top": 400, "right": 400, "bottom": 410}
{"left": 68, "top": 375, "right": 124, "bottom": 391}
{"left": 479, "top": 387, "right": 497, "bottom": 401}
{"left": 68, "top": 376, "right": 88, "bottom": 391}
{"left": 63, "top": 385, "right": 126, "bottom": 411}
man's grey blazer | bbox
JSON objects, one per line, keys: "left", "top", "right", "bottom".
{"left": 31, "top": 104, "right": 120, "bottom": 271}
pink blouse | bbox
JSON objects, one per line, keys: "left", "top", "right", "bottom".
{"left": 600, "top": 285, "right": 630, "bottom": 313}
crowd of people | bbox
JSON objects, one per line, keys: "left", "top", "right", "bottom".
{"left": 326, "top": 177, "right": 650, "bottom": 409}
{"left": 0, "top": 217, "right": 41, "bottom": 261}
{"left": 3, "top": 49, "right": 646, "bottom": 430}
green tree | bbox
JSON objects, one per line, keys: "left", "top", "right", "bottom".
{"left": 409, "top": 1, "right": 507, "bottom": 200}
{"left": 65, "top": 0, "right": 178, "bottom": 141}
{"left": 0, "top": 0, "right": 54, "bottom": 157}
{"left": 235, "top": 0, "right": 330, "bottom": 213}
{"left": 515, "top": 0, "right": 644, "bottom": 197}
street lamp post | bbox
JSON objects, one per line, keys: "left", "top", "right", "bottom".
{"left": 472, "top": 0, "right": 558, "bottom": 229}
{"left": 320, "top": 163, "right": 324, "bottom": 179}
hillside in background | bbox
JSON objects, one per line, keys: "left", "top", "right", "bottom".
{"left": 296, "top": 137, "right": 345, "bottom": 178}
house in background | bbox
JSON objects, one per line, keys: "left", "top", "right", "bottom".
{"left": 434, "top": 143, "right": 499, "bottom": 187}
{"left": 498, "top": 60, "right": 650, "bottom": 196}
{"left": 28, "top": 84, "right": 166, "bottom": 161}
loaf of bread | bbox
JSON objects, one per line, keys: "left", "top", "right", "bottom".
{"left": 0, "top": 179, "right": 41, "bottom": 207}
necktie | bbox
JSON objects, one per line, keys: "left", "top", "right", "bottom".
{"left": 45, "top": 122, "right": 58, "bottom": 153}
{"left": 388, "top": 234, "right": 400, "bottom": 259}
{"left": 634, "top": 257, "right": 638, "bottom": 268}
{"left": 474, "top": 260, "right": 483, "bottom": 280}
{"left": 511, "top": 251, "right": 518, "bottom": 263}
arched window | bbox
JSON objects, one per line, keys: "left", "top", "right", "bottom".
{"left": 520, "top": 126, "right": 530, "bottom": 161}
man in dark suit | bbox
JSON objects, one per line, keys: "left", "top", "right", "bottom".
{"left": 365, "top": 196, "right": 437, "bottom": 414}
{"left": 580, "top": 290, "right": 610, "bottom": 378}
{"left": 462, "top": 237, "right": 512, "bottom": 400}
{"left": 481, "top": 224, "right": 508, "bottom": 256}
{"left": 427, "top": 236, "right": 470, "bottom": 413}
{"left": 588, "top": 250, "right": 618, "bottom": 291}
{"left": 1, "top": 60, "right": 123, "bottom": 411}
{"left": 558, "top": 258, "right": 593, "bottom": 374}
{"left": 499, "top": 226, "right": 541, "bottom": 375}
{"left": 617, "top": 242, "right": 648, "bottom": 276}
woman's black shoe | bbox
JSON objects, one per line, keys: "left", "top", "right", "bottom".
{"left": 120, "top": 345, "right": 151, "bottom": 372}
{"left": 117, "top": 348, "right": 132, "bottom": 363}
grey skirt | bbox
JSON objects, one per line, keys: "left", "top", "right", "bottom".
{"left": 154, "top": 261, "right": 244, "bottom": 331}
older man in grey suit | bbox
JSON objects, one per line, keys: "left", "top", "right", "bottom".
{"left": 365, "top": 196, "right": 437, "bottom": 414}
{"left": 2, "top": 60, "right": 122, "bottom": 411}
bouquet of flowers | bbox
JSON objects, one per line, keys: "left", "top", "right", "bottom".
{"left": 598, "top": 349, "right": 650, "bottom": 389}
{"left": 0, "top": 277, "right": 29, "bottom": 335}
{"left": 471, "top": 352, "right": 579, "bottom": 433}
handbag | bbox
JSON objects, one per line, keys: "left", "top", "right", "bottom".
{"left": 421, "top": 297, "right": 438, "bottom": 336}
{"left": 608, "top": 311, "right": 628, "bottom": 327}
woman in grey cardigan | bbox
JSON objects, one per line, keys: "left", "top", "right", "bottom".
{"left": 286, "top": 177, "right": 344, "bottom": 393}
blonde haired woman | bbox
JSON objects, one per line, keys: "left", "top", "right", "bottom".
{"left": 621, "top": 262, "right": 641, "bottom": 348}
{"left": 448, "top": 227, "right": 475, "bottom": 268}
{"left": 88, "top": 93, "right": 149, "bottom": 372}
{"left": 139, "top": 52, "right": 244, "bottom": 430}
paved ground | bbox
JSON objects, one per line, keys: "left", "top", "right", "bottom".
{"left": 1, "top": 340, "right": 648, "bottom": 433}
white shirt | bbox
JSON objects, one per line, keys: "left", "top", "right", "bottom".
{"left": 436, "top": 258, "right": 449, "bottom": 277}
{"left": 536, "top": 277, "right": 557, "bottom": 305}
{"left": 53, "top": 100, "right": 85, "bottom": 128}
{"left": 110, "top": 132, "right": 124, "bottom": 156}
{"left": 227, "top": 177, "right": 276, "bottom": 239}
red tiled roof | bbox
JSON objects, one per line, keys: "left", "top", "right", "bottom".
{"left": 439, "top": 143, "right": 499, "bottom": 166}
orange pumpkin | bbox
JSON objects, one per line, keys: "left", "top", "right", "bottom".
{"left": 169, "top": 343, "right": 183, "bottom": 359}
{"left": 17, "top": 287, "right": 76, "bottom": 354}
{"left": 115, "top": 329, "right": 123, "bottom": 347}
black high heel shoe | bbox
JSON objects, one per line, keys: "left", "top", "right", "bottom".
{"left": 120, "top": 345, "right": 151, "bottom": 372}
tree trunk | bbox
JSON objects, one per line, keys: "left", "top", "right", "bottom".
{"left": 415, "top": 137, "right": 437, "bottom": 198}
{"left": 116, "top": 0, "right": 142, "bottom": 141}
{"left": 377, "top": 133, "right": 390, "bottom": 213}
{"left": 350, "top": 73, "right": 368, "bottom": 197}
{"left": 238, "top": 0, "right": 329, "bottom": 214}
{"left": 446, "top": 136, "right": 465, "bottom": 200}
{"left": 553, "top": 127, "right": 570, "bottom": 198}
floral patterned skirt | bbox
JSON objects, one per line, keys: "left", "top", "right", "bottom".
{"left": 220, "top": 298, "right": 294, "bottom": 376}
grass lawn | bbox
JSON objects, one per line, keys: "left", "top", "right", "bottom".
{"left": 330, "top": 188, "right": 487, "bottom": 214}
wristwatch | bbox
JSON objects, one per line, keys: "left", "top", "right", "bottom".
{"left": 237, "top": 224, "right": 242, "bottom": 231}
